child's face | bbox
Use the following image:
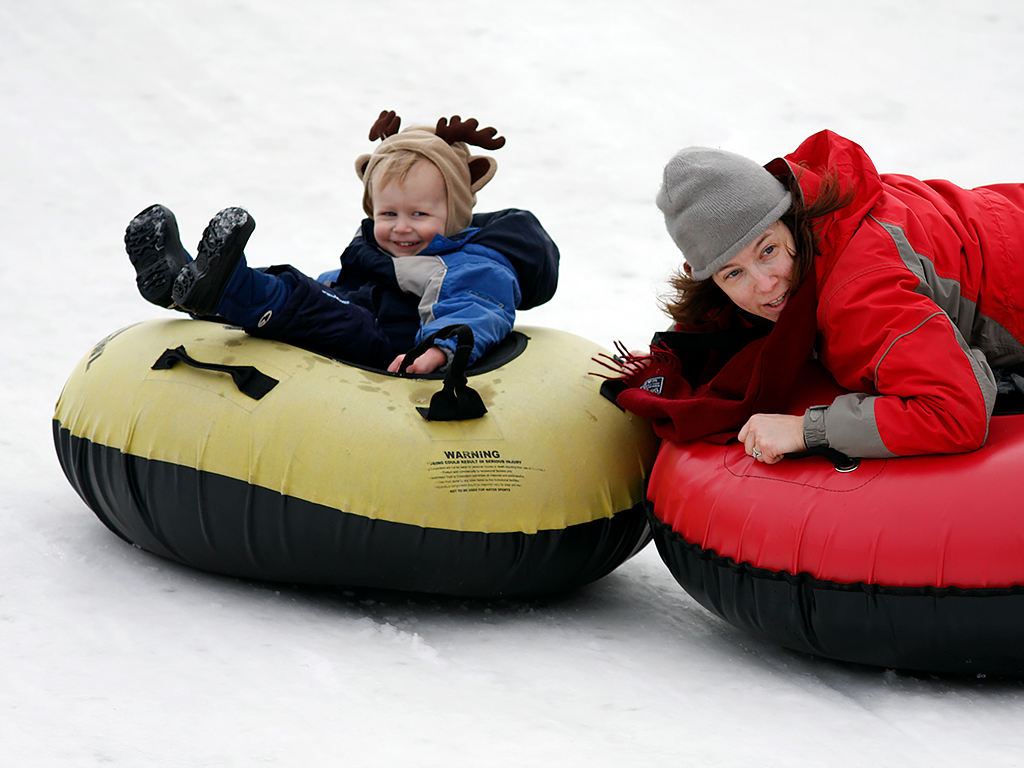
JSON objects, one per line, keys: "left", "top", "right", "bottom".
{"left": 372, "top": 160, "right": 449, "bottom": 257}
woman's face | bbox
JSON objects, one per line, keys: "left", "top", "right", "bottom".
{"left": 710, "top": 221, "right": 795, "bottom": 322}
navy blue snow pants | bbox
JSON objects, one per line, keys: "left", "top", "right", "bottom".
{"left": 243, "top": 265, "right": 396, "bottom": 368}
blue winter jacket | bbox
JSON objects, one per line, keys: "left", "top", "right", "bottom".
{"left": 318, "top": 209, "right": 559, "bottom": 366}
{"left": 393, "top": 232, "right": 518, "bottom": 365}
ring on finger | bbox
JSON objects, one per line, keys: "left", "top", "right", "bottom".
{"left": 752, "top": 447, "right": 762, "bottom": 459}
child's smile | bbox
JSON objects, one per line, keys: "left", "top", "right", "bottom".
{"left": 372, "top": 160, "right": 449, "bottom": 258}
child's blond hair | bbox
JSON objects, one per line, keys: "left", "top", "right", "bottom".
{"left": 363, "top": 149, "right": 427, "bottom": 202}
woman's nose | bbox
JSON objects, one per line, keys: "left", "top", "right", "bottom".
{"left": 753, "top": 267, "right": 776, "bottom": 292}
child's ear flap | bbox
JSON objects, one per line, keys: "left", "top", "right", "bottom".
{"left": 355, "top": 154, "right": 372, "bottom": 181}
{"left": 468, "top": 156, "right": 497, "bottom": 192}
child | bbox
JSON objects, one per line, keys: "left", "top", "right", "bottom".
{"left": 124, "top": 111, "right": 559, "bottom": 374}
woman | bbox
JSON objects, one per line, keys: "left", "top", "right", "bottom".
{"left": 616, "top": 130, "right": 1024, "bottom": 462}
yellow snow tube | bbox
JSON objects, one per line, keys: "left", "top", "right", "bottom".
{"left": 53, "top": 319, "right": 658, "bottom": 597}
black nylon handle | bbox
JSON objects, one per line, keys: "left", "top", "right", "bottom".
{"left": 152, "top": 346, "right": 279, "bottom": 400}
{"left": 399, "top": 325, "right": 487, "bottom": 421}
{"left": 785, "top": 446, "right": 860, "bottom": 472}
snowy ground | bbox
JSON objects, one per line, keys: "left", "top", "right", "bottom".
{"left": 5, "top": 1, "right": 1024, "bottom": 765}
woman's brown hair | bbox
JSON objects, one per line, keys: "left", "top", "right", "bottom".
{"left": 661, "top": 166, "right": 854, "bottom": 327}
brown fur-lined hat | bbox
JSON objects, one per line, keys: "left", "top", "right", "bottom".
{"left": 355, "top": 110, "right": 505, "bottom": 237}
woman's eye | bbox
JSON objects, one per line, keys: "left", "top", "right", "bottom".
{"left": 763, "top": 245, "right": 775, "bottom": 257}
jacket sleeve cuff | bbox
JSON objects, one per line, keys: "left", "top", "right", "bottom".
{"left": 432, "top": 341, "right": 456, "bottom": 373}
{"left": 803, "top": 405, "right": 829, "bottom": 449}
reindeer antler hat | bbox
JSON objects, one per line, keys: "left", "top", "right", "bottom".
{"left": 356, "top": 110, "right": 505, "bottom": 237}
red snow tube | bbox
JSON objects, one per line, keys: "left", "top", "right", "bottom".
{"left": 647, "top": 361, "right": 1024, "bottom": 676}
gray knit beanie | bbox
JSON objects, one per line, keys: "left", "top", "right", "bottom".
{"left": 656, "top": 147, "right": 792, "bottom": 281}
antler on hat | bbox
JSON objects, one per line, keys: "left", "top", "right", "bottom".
{"left": 434, "top": 116, "right": 506, "bottom": 150}
{"left": 368, "top": 109, "right": 402, "bottom": 141}
{"left": 355, "top": 110, "right": 504, "bottom": 237}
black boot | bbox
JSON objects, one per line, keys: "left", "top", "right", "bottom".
{"left": 172, "top": 207, "right": 256, "bottom": 317}
{"left": 124, "top": 204, "right": 191, "bottom": 308}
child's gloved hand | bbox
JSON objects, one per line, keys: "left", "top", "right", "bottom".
{"left": 388, "top": 345, "right": 448, "bottom": 375}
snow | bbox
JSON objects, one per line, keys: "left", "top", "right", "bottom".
{"left": 5, "top": 0, "right": 1024, "bottom": 764}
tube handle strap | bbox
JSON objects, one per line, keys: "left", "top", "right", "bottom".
{"left": 400, "top": 325, "right": 487, "bottom": 421}
{"left": 152, "top": 346, "right": 279, "bottom": 400}
{"left": 785, "top": 446, "right": 860, "bottom": 472}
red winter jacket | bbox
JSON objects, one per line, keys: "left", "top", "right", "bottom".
{"left": 773, "top": 130, "right": 1024, "bottom": 457}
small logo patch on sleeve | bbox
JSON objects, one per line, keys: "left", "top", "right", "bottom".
{"left": 640, "top": 376, "right": 664, "bottom": 395}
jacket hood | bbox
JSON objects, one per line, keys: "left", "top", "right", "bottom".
{"left": 767, "top": 129, "right": 884, "bottom": 278}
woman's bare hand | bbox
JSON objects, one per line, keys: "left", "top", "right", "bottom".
{"left": 738, "top": 413, "right": 805, "bottom": 464}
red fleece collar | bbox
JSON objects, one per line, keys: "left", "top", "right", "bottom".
{"left": 615, "top": 265, "right": 818, "bottom": 444}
